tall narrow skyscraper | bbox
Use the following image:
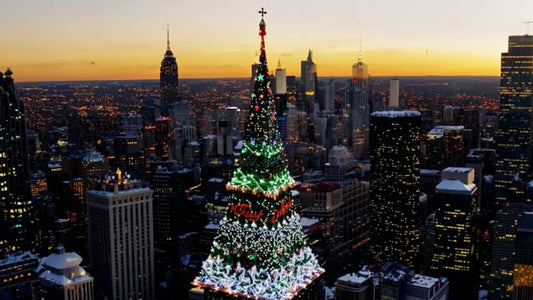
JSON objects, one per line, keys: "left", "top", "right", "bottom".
{"left": 275, "top": 59, "right": 287, "bottom": 94}
{"left": 494, "top": 35, "right": 533, "bottom": 206}
{"left": 369, "top": 110, "right": 421, "bottom": 266}
{"left": 389, "top": 79, "right": 400, "bottom": 108}
{"left": 160, "top": 27, "right": 179, "bottom": 116}
{"left": 490, "top": 35, "right": 533, "bottom": 299}
{"left": 300, "top": 50, "right": 318, "bottom": 114}
{"left": 0, "top": 69, "right": 34, "bottom": 255}
{"left": 347, "top": 55, "right": 370, "bottom": 159}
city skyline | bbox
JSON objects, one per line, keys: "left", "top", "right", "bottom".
{"left": 3, "top": 0, "right": 533, "bottom": 82}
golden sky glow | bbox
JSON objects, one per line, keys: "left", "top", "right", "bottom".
{"left": 2, "top": 0, "right": 532, "bottom": 81}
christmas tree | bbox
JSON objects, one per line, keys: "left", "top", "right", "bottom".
{"left": 193, "top": 8, "right": 324, "bottom": 299}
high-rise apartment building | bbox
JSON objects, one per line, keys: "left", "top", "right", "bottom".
{"left": 490, "top": 35, "right": 533, "bottom": 299}
{"left": 87, "top": 170, "right": 154, "bottom": 300}
{"left": 369, "top": 110, "right": 421, "bottom": 266}
{"left": 0, "top": 69, "right": 34, "bottom": 255}
{"left": 160, "top": 28, "right": 179, "bottom": 116}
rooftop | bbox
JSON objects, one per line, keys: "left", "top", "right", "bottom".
{"left": 442, "top": 167, "right": 472, "bottom": 174}
{"left": 436, "top": 179, "right": 476, "bottom": 194}
{"left": 0, "top": 251, "right": 39, "bottom": 266}
{"left": 427, "top": 125, "right": 464, "bottom": 137}
{"left": 336, "top": 271, "right": 372, "bottom": 286}
{"left": 43, "top": 251, "right": 82, "bottom": 270}
{"left": 408, "top": 274, "right": 440, "bottom": 288}
{"left": 371, "top": 110, "right": 421, "bottom": 118}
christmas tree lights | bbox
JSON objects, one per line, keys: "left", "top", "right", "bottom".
{"left": 193, "top": 8, "right": 324, "bottom": 299}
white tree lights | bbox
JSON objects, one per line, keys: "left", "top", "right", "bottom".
{"left": 193, "top": 9, "right": 324, "bottom": 299}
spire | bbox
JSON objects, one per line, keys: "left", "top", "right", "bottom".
{"left": 307, "top": 49, "right": 313, "bottom": 61}
{"left": 166, "top": 24, "right": 171, "bottom": 51}
{"left": 358, "top": 34, "right": 363, "bottom": 62}
{"left": 277, "top": 58, "right": 281, "bottom": 69}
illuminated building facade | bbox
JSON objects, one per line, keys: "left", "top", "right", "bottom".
{"left": 61, "top": 178, "right": 86, "bottom": 227}
{"left": 0, "top": 69, "right": 34, "bottom": 255}
{"left": 424, "top": 126, "right": 466, "bottom": 169}
{"left": 346, "top": 56, "right": 370, "bottom": 159}
{"left": 155, "top": 116, "right": 173, "bottom": 161}
{"left": 300, "top": 50, "right": 318, "bottom": 114}
{"left": 299, "top": 181, "right": 370, "bottom": 284}
{"left": 494, "top": 35, "right": 533, "bottom": 206}
{"left": 369, "top": 110, "right": 421, "bottom": 266}
{"left": 80, "top": 150, "right": 109, "bottom": 191}
{"left": 160, "top": 28, "right": 179, "bottom": 116}
{"left": 431, "top": 167, "right": 478, "bottom": 299}
{"left": 87, "top": 171, "right": 154, "bottom": 300}
{"left": 490, "top": 35, "right": 533, "bottom": 299}
{"left": 0, "top": 251, "right": 39, "bottom": 299}
{"left": 512, "top": 212, "right": 533, "bottom": 300}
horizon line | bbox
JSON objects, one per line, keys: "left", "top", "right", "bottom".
{"left": 16, "top": 74, "right": 500, "bottom": 84}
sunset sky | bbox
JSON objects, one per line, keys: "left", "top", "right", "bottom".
{"left": 2, "top": 0, "right": 533, "bottom": 82}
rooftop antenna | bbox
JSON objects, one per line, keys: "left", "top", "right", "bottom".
{"left": 358, "top": 34, "right": 363, "bottom": 61}
{"left": 524, "top": 21, "right": 533, "bottom": 35}
{"left": 166, "top": 23, "right": 170, "bottom": 50}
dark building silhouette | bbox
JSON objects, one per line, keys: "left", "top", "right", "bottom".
{"left": 0, "top": 69, "right": 35, "bottom": 255}
{"left": 369, "top": 110, "right": 421, "bottom": 267}
{"left": 160, "top": 28, "right": 179, "bottom": 116}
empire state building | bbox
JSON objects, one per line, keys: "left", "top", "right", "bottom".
{"left": 160, "top": 28, "right": 179, "bottom": 116}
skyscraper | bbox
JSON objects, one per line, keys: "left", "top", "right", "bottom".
{"left": 300, "top": 49, "right": 318, "bottom": 114}
{"left": 369, "top": 110, "right": 421, "bottom": 266}
{"left": 0, "top": 69, "right": 34, "bottom": 255}
{"left": 490, "top": 35, "right": 533, "bottom": 299}
{"left": 389, "top": 79, "right": 400, "bottom": 108}
{"left": 87, "top": 170, "right": 154, "bottom": 300}
{"left": 494, "top": 35, "right": 533, "bottom": 206}
{"left": 193, "top": 10, "right": 323, "bottom": 299}
{"left": 275, "top": 59, "right": 287, "bottom": 94}
{"left": 160, "top": 28, "right": 179, "bottom": 116}
{"left": 347, "top": 56, "right": 370, "bottom": 159}
{"left": 432, "top": 167, "right": 478, "bottom": 299}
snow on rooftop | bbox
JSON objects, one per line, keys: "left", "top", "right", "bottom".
{"left": 336, "top": 271, "right": 371, "bottom": 285}
{"left": 409, "top": 274, "right": 439, "bottom": 288}
{"left": 300, "top": 217, "right": 319, "bottom": 228}
{"left": 420, "top": 169, "right": 441, "bottom": 175}
{"left": 0, "top": 251, "right": 38, "bottom": 266}
{"left": 371, "top": 110, "right": 421, "bottom": 118}
{"left": 427, "top": 125, "right": 464, "bottom": 137}
{"left": 205, "top": 223, "right": 219, "bottom": 230}
{"left": 40, "top": 270, "right": 93, "bottom": 286}
{"left": 208, "top": 177, "right": 225, "bottom": 183}
{"left": 43, "top": 252, "right": 82, "bottom": 270}
{"left": 436, "top": 179, "right": 476, "bottom": 194}
{"left": 443, "top": 167, "right": 472, "bottom": 174}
